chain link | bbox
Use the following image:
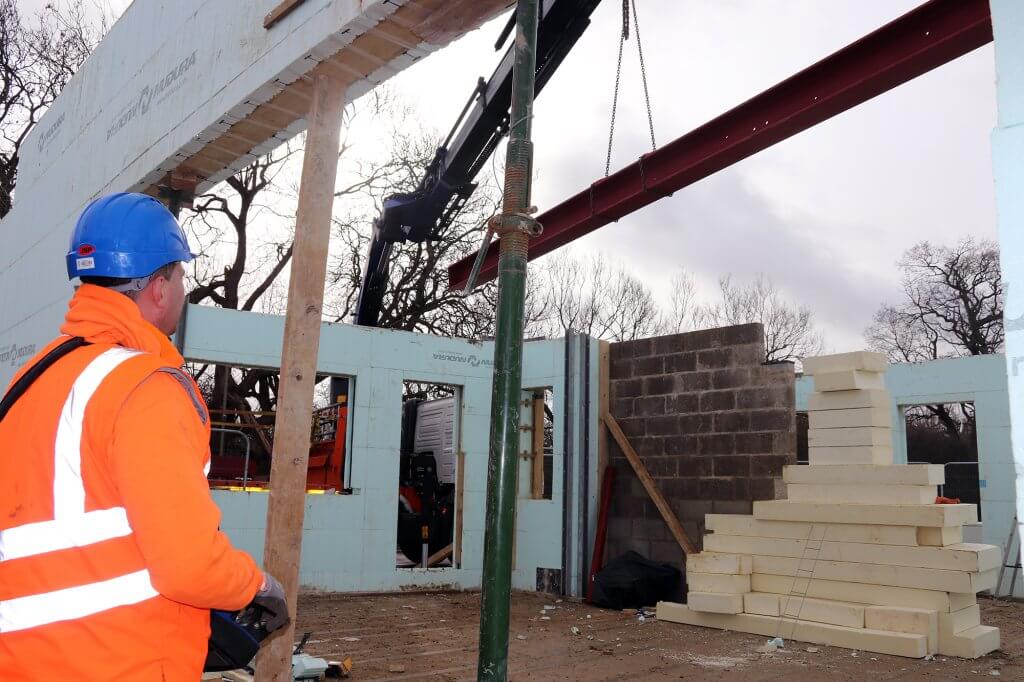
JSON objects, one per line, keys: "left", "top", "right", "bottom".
{"left": 604, "top": 28, "right": 626, "bottom": 177}
{"left": 632, "top": 0, "right": 657, "bottom": 151}
{"left": 604, "top": 0, "right": 657, "bottom": 178}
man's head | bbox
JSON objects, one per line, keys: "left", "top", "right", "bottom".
{"left": 80, "top": 262, "right": 187, "bottom": 334}
{"left": 67, "top": 193, "right": 197, "bottom": 335}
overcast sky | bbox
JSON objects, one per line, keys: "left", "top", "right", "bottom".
{"left": 394, "top": 0, "right": 998, "bottom": 353}
{"left": 22, "top": 0, "right": 999, "bottom": 351}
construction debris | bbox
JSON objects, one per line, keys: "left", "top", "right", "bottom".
{"left": 657, "top": 351, "right": 1001, "bottom": 659}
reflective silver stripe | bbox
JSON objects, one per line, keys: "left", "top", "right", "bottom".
{"left": 157, "top": 366, "right": 208, "bottom": 425}
{"left": 0, "top": 348, "right": 159, "bottom": 631}
{"left": 53, "top": 348, "right": 140, "bottom": 519}
{"left": 0, "top": 570, "right": 158, "bottom": 633}
{"left": 0, "top": 508, "right": 131, "bottom": 561}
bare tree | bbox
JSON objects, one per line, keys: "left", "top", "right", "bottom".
{"left": 866, "top": 238, "right": 1002, "bottom": 448}
{"left": 530, "top": 252, "right": 664, "bottom": 341}
{"left": 698, "top": 274, "right": 824, "bottom": 362}
{"left": 325, "top": 124, "right": 515, "bottom": 340}
{"left": 184, "top": 89, "right": 507, "bottom": 429}
{"left": 866, "top": 238, "right": 1003, "bottom": 362}
{"left": 1, "top": 1, "right": 103, "bottom": 218}
{"left": 664, "top": 269, "right": 699, "bottom": 334}
{"left": 183, "top": 141, "right": 302, "bottom": 429}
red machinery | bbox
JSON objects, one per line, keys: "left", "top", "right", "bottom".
{"left": 207, "top": 399, "right": 349, "bottom": 491}
{"left": 306, "top": 401, "right": 349, "bottom": 490}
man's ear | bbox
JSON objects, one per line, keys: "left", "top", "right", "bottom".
{"left": 141, "top": 272, "right": 168, "bottom": 310}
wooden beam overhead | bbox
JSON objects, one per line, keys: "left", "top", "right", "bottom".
{"left": 264, "top": 0, "right": 310, "bottom": 30}
{"left": 154, "top": 0, "right": 514, "bottom": 197}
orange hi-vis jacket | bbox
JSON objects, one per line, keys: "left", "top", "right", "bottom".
{"left": 0, "top": 285, "right": 263, "bottom": 681}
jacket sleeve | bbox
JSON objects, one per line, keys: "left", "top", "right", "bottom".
{"left": 108, "top": 372, "right": 263, "bottom": 611}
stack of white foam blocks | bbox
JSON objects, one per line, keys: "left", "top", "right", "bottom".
{"left": 657, "top": 351, "right": 1000, "bottom": 658}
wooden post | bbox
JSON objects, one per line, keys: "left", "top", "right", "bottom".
{"left": 530, "top": 392, "right": 545, "bottom": 499}
{"left": 255, "top": 73, "right": 346, "bottom": 681}
{"left": 454, "top": 450, "right": 465, "bottom": 567}
{"left": 602, "top": 411, "right": 697, "bottom": 556}
{"left": 426, "top": 543, "right": 454, "bottom": 567}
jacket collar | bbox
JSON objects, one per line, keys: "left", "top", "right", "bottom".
{"left": 60, "top": 284, "right": 184, "bottom": 366}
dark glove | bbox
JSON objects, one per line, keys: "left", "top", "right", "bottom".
{"left": 253, "top": 572, "right": 290, "bottom": 633}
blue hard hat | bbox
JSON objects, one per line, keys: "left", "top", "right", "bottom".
{"left": 66, "top": 192, "right": 197, "bottom": 280}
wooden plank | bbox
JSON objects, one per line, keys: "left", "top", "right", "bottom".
{"left": 264, "top": 0, "right": 309, "bottom": 29}
{"left": 530, "top": 393, "right": 544, "bottom": 499}
{"left": 602, "top": 412, "right": 696, "bottom": 555}
{"left": 751, "top": 555, "right": 997, "bottom": 593}
{"left": 785, "top": 483, "right": 936, "bottom": 505}
{"left": 454, "top": 450, "right": 465, "bottom": 566}
{"left": 686, "top": 592, "right": 743, "bottom": 614}
{"left": 222, "top": 124, "right": 269, "bottom": 146}
{"left": 247, "top": 103, "right": 297, "bottom": 131}
{"left": 802, "top": 351, "right": 888, "bottom": 375}
{"left": 750, "top": 573, "right": 976, "bottom": 612}
{"left": 351, "top": 31, "right": 401, "bottom": 61}
{"left": 427, "top": 544, "right": 454, "bottom": 567}
{"left": 657, "top": 603, "right": 928, "bottom": 658}
{"left": 263, "top": 89, "right": 314, "bottom": 118}
{"left": 409, "top": 0, "right": 515, "bottom": 45}
{"left": 704, "top": 534, "right": 1000, "bottom": 572}
{"left": 705, "top": 514, "right": 921, "bottom": 546}
{"left": 372, "top": 20, "right": 425, "bottom": 50}
{"left": 783, "top": 464, "right": 944, "bottom": 486}
{"left": 752, "top": 500, "right": 978, "bottom": 527}
{"left": 312, "top": 59, "right": 361, "bottom": 86}
{"left": 255, "top": 73, "right": 347, "bottom": 680}
{"left": 196, "top": 143, "right": 242, "bottom": 165}
{"left": 330, "top": 48, "right": 382, "bottom": 77}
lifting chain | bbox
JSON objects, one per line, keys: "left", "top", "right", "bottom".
{"left": 605, "top": 0, "right": 658, "bottom": 177}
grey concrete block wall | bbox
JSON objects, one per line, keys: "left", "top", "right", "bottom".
{"left": 605, "top": 323, "right": 796, "bottom": 572}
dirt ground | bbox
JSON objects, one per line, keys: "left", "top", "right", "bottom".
{"left": 294, "top": 590, "right": 1023, "bottom": 681}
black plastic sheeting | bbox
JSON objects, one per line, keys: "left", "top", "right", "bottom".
{"left": 590, "top": 551, "right": 684, "bottom": 610}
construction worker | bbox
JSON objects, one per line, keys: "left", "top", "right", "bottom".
{"left": 0, "top": 193, "right": 288, "bottom": 680}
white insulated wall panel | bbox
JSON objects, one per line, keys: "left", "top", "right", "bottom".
{"left": 0, "top": 0, "right": 487, "bottom": 387}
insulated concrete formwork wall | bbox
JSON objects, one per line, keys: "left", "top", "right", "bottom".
{"left": 795, "top": 354, "right": 1019, "bottom": 594}
{"left": 181, "top": 305, "right": 600, "bottom": 595}
{"left": 991, "top": 0, "right": 1024, "bottom": 588}
{"left": 0, "top": 0, "right": 508, "bottom": 388}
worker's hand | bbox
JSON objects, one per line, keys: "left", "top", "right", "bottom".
{"left": 254, "top": 572, "right": 290, "bottom": 633}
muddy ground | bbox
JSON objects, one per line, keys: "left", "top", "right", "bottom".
{"left": 294, "top": 590, "right": 1023, "bottom": 681}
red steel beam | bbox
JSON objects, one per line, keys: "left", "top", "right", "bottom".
{"left": 449, "top": 0, "right": 992, "bottom": 290}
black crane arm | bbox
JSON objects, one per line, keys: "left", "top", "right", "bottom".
{"left": 352, "top": 0, "right": 603, "bottom": 327}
